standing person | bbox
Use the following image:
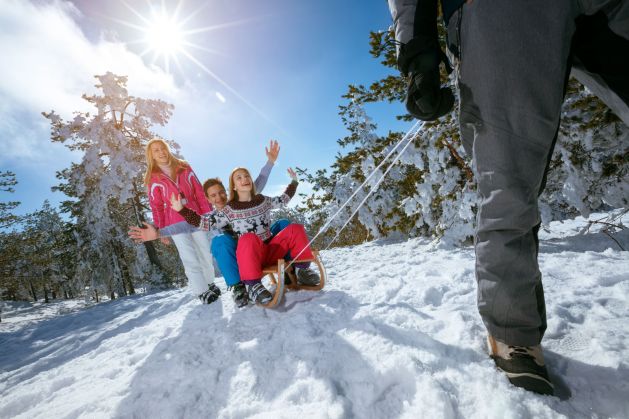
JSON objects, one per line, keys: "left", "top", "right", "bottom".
{"left": 144, "top": 138, "right": 219, "bottom": 304}
{"left": 388, "top": 0, "right": 629, "bottom": 395}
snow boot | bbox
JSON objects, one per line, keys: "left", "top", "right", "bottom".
{"left": 295, "top": 266, "right": 320, "bottom": 286}
{"left": 247, "top": 282, "right": 273, "bottom": 305}
{"left": 230, "top": 282, "right": 249, "bottom": 308}
{"left": 208, "top": 282, "right": 222, "bottom": 296}
{"left": 487, "top": 336, "right": 554, "bottom": 396}
{"left": 198, "top": 283, "right": 221, "bottom": 304}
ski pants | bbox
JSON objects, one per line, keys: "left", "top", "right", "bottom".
{"left": 448, "top": 0, "right": 629, "bottom": 346}
{"left": 171, "top": 230, "right": 215, "bottom": 295}
{"left": 211, "top": 219, "right": 292, "bottom": 286}
{"left": 236, "top": 224, "right": 313, "bottom": 281}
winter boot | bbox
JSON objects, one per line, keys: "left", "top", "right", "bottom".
{"left": 295, "top": 266, "right": 320, "bottom": 286}
{"left": 229, "top": 282, "right": 249, "bottom": 308}
{"left": 198, "top": 284, "right": 220, "bottom": 305}
{"left": 208, "top": 282, "right": 222, "bottom": 296}
{"left": 247, "top": 282, "right": 273, "bottom": 305}
{"left": 487, "top": 336, "right": 554, "bottom": 396}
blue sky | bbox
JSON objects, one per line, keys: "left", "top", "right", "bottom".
{"left": 0, "top": 0, "right": 408, "bottom": 217}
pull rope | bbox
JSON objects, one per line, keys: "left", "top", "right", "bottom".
{"left": 324, "top": 127, "right": 420, "bottom": 250}
{"left": 285, "top": 120, "right": 424, "bottom": 271}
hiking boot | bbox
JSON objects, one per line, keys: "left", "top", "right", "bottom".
{"left": 487, "top": 336, "right": 554, "bottom": 396}
{"left": 295, "top": 267, "right": 320, "bottom": 286}
{"left": 208, "top": 282, "right": 222, "bottom": 296}
{"left": 247, "top": 282, "right": 273, "bottom": 305}
{"left": 230, "top": 282, "right": 249, "bottom": 308}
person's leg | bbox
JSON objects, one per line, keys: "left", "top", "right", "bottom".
{"left": 171, "top": 233, "right": 210, "bottom": 296}
{"left": 265, "top": 224, "right": 313, "bottom": 264}
{"left": 265, "top": 224, "right": 320, "bottom": 285}
{"left": 270, "top": 218, "right": 292, "bottom": 259}
{"left": 571, "top": 2, "right": 629, "bottom": 125}
{"left": 457, "top": 0, "right": 579, "bottom": 346}
{"left": 270, "top": 219, "right": 290, "bottom": 237}
{"left": 236, "top": 233, "right": 265, "bottom": 281}
{"left": 191, "top": 230, "right": 216, "bottom": 286}
{"left": 211, "top": 234, "right": 241, "bottom": 287}
{"left": 236, "top": 233, "right": 273, "bottom": 304}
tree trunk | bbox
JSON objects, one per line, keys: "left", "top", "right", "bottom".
{"left": 110, "top": 291, "right": 116, "bottom": 300}
{"left": 29, "top": 280, "right": 37, "bottom": 302}
{"left": 110, "top": 248, "right": 126, "bottom": 298}
{"left": 133, "top": 195, "right": 169, "bottom": 279}
{"left": 124, "top": 274, "right": 136, "bottom": 295}
{"left": 94, "top": 289, "right": 99, "bottom": 303}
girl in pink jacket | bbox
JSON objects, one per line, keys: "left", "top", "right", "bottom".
{"left": 144, "top": 138, "right": 219, "bottom": 304}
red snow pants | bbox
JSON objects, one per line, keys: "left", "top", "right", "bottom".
{"left": 236, "top": 224, "right": 314, "bottom": 281}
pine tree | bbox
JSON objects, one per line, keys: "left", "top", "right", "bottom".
{"left": 42, "top": 72, "right": 176, "bottom": 297}
{"left": 300, "top": 26, "right": 628, "bottom": 246}
{"left": 0, "top": 171, "right": 20, "bottom": 229}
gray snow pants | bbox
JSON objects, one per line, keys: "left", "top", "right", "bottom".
{"left": 449, "top": 0, "right": 629, "bottom": 346}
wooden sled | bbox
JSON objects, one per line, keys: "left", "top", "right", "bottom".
{"left": 259, "top": 250, "right": 326, "bottom": 308}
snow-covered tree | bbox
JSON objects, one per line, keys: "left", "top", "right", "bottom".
{"left": 300, "top": 26, "right": 628, "bottom": 247}
{"left": 43, "top": 72, "right": 176, "bottom": 297}
{"left": 0, "top": 171, "right": 20, "bottom": 230}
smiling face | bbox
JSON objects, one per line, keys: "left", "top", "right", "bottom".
{"left": 206, "top": 184, "right": 228, "bottom": 209}
{"left": 228, "top": 167, "right": 256, "bottom": 202}
{"left": 232, "top": 169, "right": 253, "bottom": 193}
{"left": 149, "top": 141, "right": 170, "bottom": 166}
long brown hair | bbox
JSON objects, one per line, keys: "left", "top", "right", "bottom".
{"left": 228, "top": 167, "right": 256, "bottom": 202}
{"left": 143, "top": 138, "right": 189, "bottom": 186}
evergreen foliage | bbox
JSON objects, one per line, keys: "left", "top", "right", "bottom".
{"left": 298, "top": 27, "right": 628, "bottom": 248}
{"left": 40, "top": 73, "right": 178, "bottom": 299}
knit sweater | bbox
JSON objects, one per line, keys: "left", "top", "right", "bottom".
{"left": 179, "top": 181, "right": 297, "bottom": 242}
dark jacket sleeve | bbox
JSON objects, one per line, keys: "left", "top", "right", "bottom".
{"left": 178, "top": 207, "right": 202, "bottom": 228}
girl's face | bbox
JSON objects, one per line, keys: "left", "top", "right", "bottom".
{"left": 232, "top": 169, "right": 253, "bottom": 193}
{"left": 150, "top": 142, "right": 169, "bottom": 165}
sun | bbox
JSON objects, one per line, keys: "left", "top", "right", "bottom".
{"left": 112, "top": 0, "right": 286, "bottom": 132}
{"left": 144, "top": 13, "right": 184, "bottom": 58}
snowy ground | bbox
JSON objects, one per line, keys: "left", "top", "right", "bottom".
{"left": 1, "top": 211, "right": 628, "bottom": 419}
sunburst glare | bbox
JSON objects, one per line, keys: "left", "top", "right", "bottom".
{"left": 144, "top": 13, "right": 184, "bottom": 57}
{"left": 112, "top": 0, "right": 287, "bottom": 133}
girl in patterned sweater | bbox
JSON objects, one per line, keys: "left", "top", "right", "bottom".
{"left": 170, "top": 166, "right": 319, "bottom": 304}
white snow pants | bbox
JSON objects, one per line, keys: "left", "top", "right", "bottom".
{"left": 171, "top": 230, "right": 216, "bottom": 296}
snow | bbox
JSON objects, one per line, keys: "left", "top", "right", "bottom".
{"left": 1, "top": 211, "right": 628, "bottom": 419}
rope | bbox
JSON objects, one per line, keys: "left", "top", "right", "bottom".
{"left": 285, "top": 120, "right": 424, "bottom": 271}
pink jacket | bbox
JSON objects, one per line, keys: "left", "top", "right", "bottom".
{"left": 147, "top": 166, "right": 212, "bottom": 228}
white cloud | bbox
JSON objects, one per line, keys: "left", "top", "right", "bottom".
{"left": 0, "top": 0, "right": 185, "bottom": 165}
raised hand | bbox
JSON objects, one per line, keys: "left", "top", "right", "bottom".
{"left": 128, "top": 222, "right": 159, "bottom": 242}
{"left": 170, "top": 192, "right": 183, "bottom": 211}
{"left": 265, "top": 139, "right": 280, "bottom": 163}
{"left": 287, "top": 167, "right": 298, "bottom": 182}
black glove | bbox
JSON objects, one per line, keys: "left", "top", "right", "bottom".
{"left": 404, "top": 49, "right": 454, "bottom": 121}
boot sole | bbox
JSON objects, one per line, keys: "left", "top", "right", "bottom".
{"left": 505, "top": 371, "right": 554, "bottom": 395}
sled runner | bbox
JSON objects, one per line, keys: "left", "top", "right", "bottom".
{"left": 259, "top": 250, "right": 326, "bottom": 308}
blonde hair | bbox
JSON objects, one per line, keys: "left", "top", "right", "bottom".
{"left": 143, "top": 138, "right": 189, "bottom": 186}
{"left": 228, "top": 167, "right": 256, "bottom": 202}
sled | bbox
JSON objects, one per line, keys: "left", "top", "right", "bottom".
{"left": 259, "top": 250, "right": 326, "bottom": 308}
